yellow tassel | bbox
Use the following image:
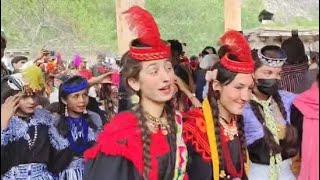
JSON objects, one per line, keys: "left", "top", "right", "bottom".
{"left": 22, "top": 65, "right": 45, "bottom": 92}
{"left": 202, "top": 98, "right": 219, "bottom": 180}
{"left": 245, "top": 150, "right": 250, "bottom": 176}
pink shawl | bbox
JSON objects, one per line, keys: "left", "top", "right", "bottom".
{"left": 294, "top": 82, "right": 319, "bottom": 180}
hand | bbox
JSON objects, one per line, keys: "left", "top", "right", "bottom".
{"left": 174, "top": 76, "right": 189, "bottom": 93}
{"left": 190, "top": 96, "right": 202, "bottom": 108}
{"left": 1, "top": 93, "right": 21, "bottom": 130}
{"left": 88, "top": 72, "right": 113, "bottom": 86}
{"left": 291, "top": 154, "right": 301, "bottom": 176}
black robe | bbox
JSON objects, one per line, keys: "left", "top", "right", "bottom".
{"left": 83, "top": 111, "right": 178, "bottom": 180}
{"left": 1, "top": 109, "right": 73, "bottom": 176}
{"left": 84, "top": 134, "right": 176, "bottom": 180}
{"left": 186, "top": 136, "right": 244, "bottom": 180}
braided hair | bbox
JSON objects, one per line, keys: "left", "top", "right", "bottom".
{"left": 207, "top": 62, "right": 248, "bottom": 178}
{"left": 251, "top": 48, "right": 298, "bottom": 157}
{"left": 121, "top": 40, "right": 177, "bottom": 179}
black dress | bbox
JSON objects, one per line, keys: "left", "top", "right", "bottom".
{"left": 183, "top": 108, "right": 246, "bottom": 180}
{"left": 83, "top": 111, "right": 177, "bottom": 180}
{"left": 1, "top": 109, "right": 73, "bottom": 179}
{"left": 52, "top": 110, "right": 102, "bottom": 179}
{"left": 186, "top": 136, "right": 244, "bottom": 180}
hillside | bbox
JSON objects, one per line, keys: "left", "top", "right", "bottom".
{"left": 1, "top": 0, "right": 318, "bottom": 59}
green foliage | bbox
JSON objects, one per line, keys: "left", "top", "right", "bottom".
{"left": 1, "top": 0, "right": 318, "bottom": 57}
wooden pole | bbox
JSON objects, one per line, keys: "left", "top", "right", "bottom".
{"left": 224, "top": 0, "right": 242, "bottom": 32}
{"left": 115, "top": 0, "right": 145, "bottom": 56}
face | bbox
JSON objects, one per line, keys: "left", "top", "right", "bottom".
{"left": 64, "top": 89, "right": 89, "bottom": 114}
{"left": 13, "top": 60, "right": 27, "bottom": 70}
{"left": 128, "top": 59, "right": 176, "bottom": 104}
{"left": 254, "top": 64, "right": 282, "bottom": 81}
{"left": 17, "top": 94, "right": 40, "bottom": 115}
{"left": 213, "top": 73, "right": 254, "bottom": 115}
{"left": 53, "top": 78, "right": 63, "bottom": 88}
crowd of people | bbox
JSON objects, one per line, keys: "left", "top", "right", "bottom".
{"left": 1, "top": 6, "right": 319, "bottom": 180}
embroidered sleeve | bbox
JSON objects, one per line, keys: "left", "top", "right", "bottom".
{"left": 1, "top": 128, "right": 10, "bottom": 146}
{"left": 1, "top": 117, "right": 28, "bottom": 146}
{"left": 88, "top": 128, "right": 98, "bottom": 142}
{"left": 48, "top": 125, "right": 70, "bottom": 150}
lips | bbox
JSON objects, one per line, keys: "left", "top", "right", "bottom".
{"left": 158, "top": 85, "right": 172, "bottom": 95}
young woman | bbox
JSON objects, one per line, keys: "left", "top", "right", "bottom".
{"left": 1, "top": 63, "right": 69, "bottom": 179}
{"left": 183, "top": 30, "right": 254, "bottom": 180}
{"left": 83, "top": 6, "right": 188, "bottom": 180}
{"left": 243, "top": 45, "right": 299, "bottom": 180}
{"left": 53, "top": 75, "right": 102, "bottom": 179}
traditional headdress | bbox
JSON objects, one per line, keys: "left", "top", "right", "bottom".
{"left": 60, "top": 76, "right": 89, "bottom": 96}
{"left": 72, "top": 54, "right": 83, "bottom": 69}
{"left": 202, "top": 30, "right": 253, "bottom": 179}
{"left": 7, "top": 61, "right": 45, "bottom": 95}
{"left": 219, "top": 30, "right": 254, "bottom": 73}
{"left": 257, "top": 45, "right": 287, "bottom": 67}
{"left": 123, "top": 6, "right": 171, "bottom": 61}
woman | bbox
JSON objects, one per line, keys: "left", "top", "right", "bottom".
{"left": 243, "top": 45, "right": 299, "bottom": 180}
{"left": 183, "top": 30, "right": 254, "bottom": 180}
{"left": 83, "top": 6, "right": 188, "bottom": 180}
{"left": 1, "top": 63, "right": 69, "bottom": 179}
{"left": 290, "top": 74, "right": 319, "bottom": 180}
{"left": 53, "top": 75, "right": 102, "bottom": 179}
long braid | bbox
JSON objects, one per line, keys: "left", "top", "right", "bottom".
{"left": 249, "top": 100, "right": 282, "bottom": 155}
{"left": 134, "top": 105, "right": 152, "bottom": 179}
{"left": 237, "top": 116, "right": 248, "bottom": 179}
{"left": 272, "top": 91, "right": 287, "bottom": 120}
{"left": 207, "top": 82, "right": 225, "bottom": 178}
{"left": 273, "top": 91, "right": 298, "bottom": 157}
{"left": 165, "top": 102, "right": 177, "bottom": 143}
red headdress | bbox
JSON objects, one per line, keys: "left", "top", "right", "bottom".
{"left": 123, "top": 6, "right": 171, "bottom": 61}
{"left": 219, "top": 30, "right": 254, "bottom": 73}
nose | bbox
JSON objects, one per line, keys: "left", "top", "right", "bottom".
{"left": 160, "top": 68, "right": 170, "bottom": 82}
{"left": 78, "top": 95, "right": 86, "bottom": 103}
{"left": 241, "top": 89, "right": 252, "bottom": 102}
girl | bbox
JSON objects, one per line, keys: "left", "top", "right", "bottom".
{"left": 243, "top": 45, "right": 299, "bottom": 180}
{"left": 1, "top": 63, "right": 69, "bottom": 179}
{"left": 83, "top": 6, "right": 188, "bottom": 180}
{"left": 183, "top": 30, "right": 254, "bottom": 180}
{"left": 53, "top": 75, "right": 102, "bottom": 179}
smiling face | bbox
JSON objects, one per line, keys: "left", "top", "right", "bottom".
{"left": 213, "top": 73, "right": 254, "bottom": 115}
{"left": 128, "top": 59, "right": 176, "bottom": 104}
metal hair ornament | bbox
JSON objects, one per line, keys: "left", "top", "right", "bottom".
{"left": 257, "top": 46, "right": 287, "bottom": 67}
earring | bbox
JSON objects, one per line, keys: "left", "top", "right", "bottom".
{"left": 83, "top": 109, "right": 88, "bottom": 114}
{"left": 65, "top": 105, "right": 68, "bottom": 117}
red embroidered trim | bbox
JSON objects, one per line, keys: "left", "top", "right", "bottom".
{"left": 129, "top": 43, "right": 171, "bottom": 61}
{"left": 220, "top": 128, "right": 244, "bottom": 178}
{"left": 220, "top": 55, "right": 254, "bottom": 74}
{"left": 182, "top": 108, "right": 211, "bottom": 162}
{"left": 84, "top": 112, "right": 170, "bottom": 180}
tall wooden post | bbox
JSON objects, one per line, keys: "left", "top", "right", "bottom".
{"left": 224, "top": 0, "right": 242, "bottom": 32}
{"left": 115, "top": 0, "right": 145, "bottom": 56}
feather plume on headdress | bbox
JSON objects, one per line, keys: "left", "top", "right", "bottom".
{"left": 72, "top": 54, "right": 83, "bottom": 68}
{"left": 220, "top": 31, "right": 252, "bottom": 63}
{"left": 22, "top": 64, "right": 45, "bottom": 92}
{"left": 123, "top": 6, "right": 171, "bottom": 61}
{"left": 219, "top": 30, "right": 254, "bottom": 73}
{"left": 56, "top": 52, "right": 62, "bottom": 64}
{"left": 7, "top": 61, "right": 45, "bottom": 94}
